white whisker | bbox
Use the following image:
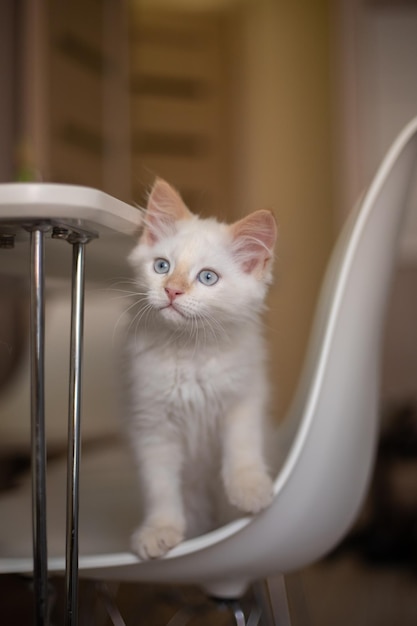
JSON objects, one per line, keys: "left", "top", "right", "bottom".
{"left": 112, "top": 296, "right": 148, "bottom": 344}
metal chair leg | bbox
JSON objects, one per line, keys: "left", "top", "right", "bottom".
{"left": 211, "top": 598, "right": 249, "bottom": 626}
{"left": 166, "top": 606, "right": 195, "bottom": 626}
{"left": 247, "top": 603, "right": 262, "bottom": 626}
{"left": 253, "top": 577, "right": 292, "bottom": 626}
{"left": 30, "top": 227, "right": 49, "bottom": 626}
{"left": 231, "top": 601, "right": 248, "bottom": 626}
{"left": 94, "top": 582, "right": 127, "bottom": 626}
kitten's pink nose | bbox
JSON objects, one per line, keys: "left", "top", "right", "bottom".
{"left": 165, "top": 286, "right": 184, "bottom": 302}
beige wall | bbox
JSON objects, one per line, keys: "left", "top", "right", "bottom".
{"left": 0, "top": 1, "right": 16, "bottom": 181}
{"left": 128, "top": 7, "right": 234, "bottom": 217}
{"left": 233, "top": 0, "right": 335, "bottom": 420}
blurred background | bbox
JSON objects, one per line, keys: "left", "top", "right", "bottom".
{"left": 0, "top": 0, "right": 417, "bottom": 623}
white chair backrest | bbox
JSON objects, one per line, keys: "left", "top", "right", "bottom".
{"left": 209, "top": 118, "right": 417, "bottom": 579}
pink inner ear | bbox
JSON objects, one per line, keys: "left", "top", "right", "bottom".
{"left": 142, "top": 179, "right": 192, "bottom": 245}
{"left": 231, "top": 210, "right": 277, "bottom": 274}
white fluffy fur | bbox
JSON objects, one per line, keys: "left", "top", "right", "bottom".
{"left": 123, "top": 180, "right": 277, "bottom": 559}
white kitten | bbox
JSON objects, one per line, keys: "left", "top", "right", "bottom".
{"left": 124, "top": 179, "right": 277, "bottom": 559}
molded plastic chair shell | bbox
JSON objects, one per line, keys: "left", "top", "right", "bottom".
{"left": 0, "top": 117, "right": 417, "bottom": 599}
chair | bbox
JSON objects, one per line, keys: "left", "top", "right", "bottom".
{"left": 0, "top": 116, "right": 417, "bottom": 625}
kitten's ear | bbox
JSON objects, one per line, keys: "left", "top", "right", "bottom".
{"left": 230, "top": 209, "right": 277, "bottom": 276}
{"left": 141, "top": 178, "right": 192, "bottom": 245}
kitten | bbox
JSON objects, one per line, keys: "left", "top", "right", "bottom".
{"left": 124, "top": 178, "right": 277, "bottom": 559}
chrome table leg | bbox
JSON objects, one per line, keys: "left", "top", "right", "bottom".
{"left": 30, "top": 227, "right": 49, "bottom": 626}
{"left": 65, "top": 239, "right": 88, "bottom": 626}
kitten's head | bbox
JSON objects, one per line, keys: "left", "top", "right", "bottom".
{"left": 128, "top": 179, "right": 277, "bottom": 334}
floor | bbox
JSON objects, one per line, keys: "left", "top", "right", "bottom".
{"left": 298, "top": 557, "right": 417, "bottom": 626}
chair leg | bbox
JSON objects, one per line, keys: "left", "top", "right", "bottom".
{"left": 210, "top": 598, "right": 252, "bottom": 626}
{"left": 166, "top": 606, "right": 195, "bottom": 626}
{"left": 94, "top": 584, "right": 197, "bottom": 626}
{"left": 230, "top": 601, "right": 248, "bottom": 626}
{"left": 246, "top": 602, "right": 262, "bottom": 626}
{"left": 94, "top": 582, "right": 126, "bottom": 626}
{"left": 78, "top": 580, "right": 291, "bottom": 626}
{"left": 253, "top": 577, "right": 292, "bottom": 626}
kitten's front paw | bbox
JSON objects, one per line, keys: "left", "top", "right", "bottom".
{"left": 131, "top": 521, "right": 184, "bottom": 560}
{"left": 224, "top": 467, "right": 274, "bottom": 514}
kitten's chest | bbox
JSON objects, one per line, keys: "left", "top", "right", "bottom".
{"left": 168, "top": 354, "right": 230, "bottom": 418}
{"left": 133, "top": 337, "right": 255, "bottom": 422}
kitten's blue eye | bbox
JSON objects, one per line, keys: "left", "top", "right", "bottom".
{"left": 197, "top": 269, "right": 219, "bottom": 286}
{"left": 154, "top": 258, "right": 170, "bottom": 274}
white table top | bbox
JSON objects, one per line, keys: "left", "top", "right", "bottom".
{"left": 0, "top": 183, "right": 142, "bottom": 283}
{"left": 0, "top": 183, "right": 142, "bottom": 234}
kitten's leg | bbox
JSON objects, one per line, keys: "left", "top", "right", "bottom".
{"left": 131, "top": 435, "right": 185, "bottom": 559}
{"left": 222, "top": 401, "right": 273, "bottom": 514}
